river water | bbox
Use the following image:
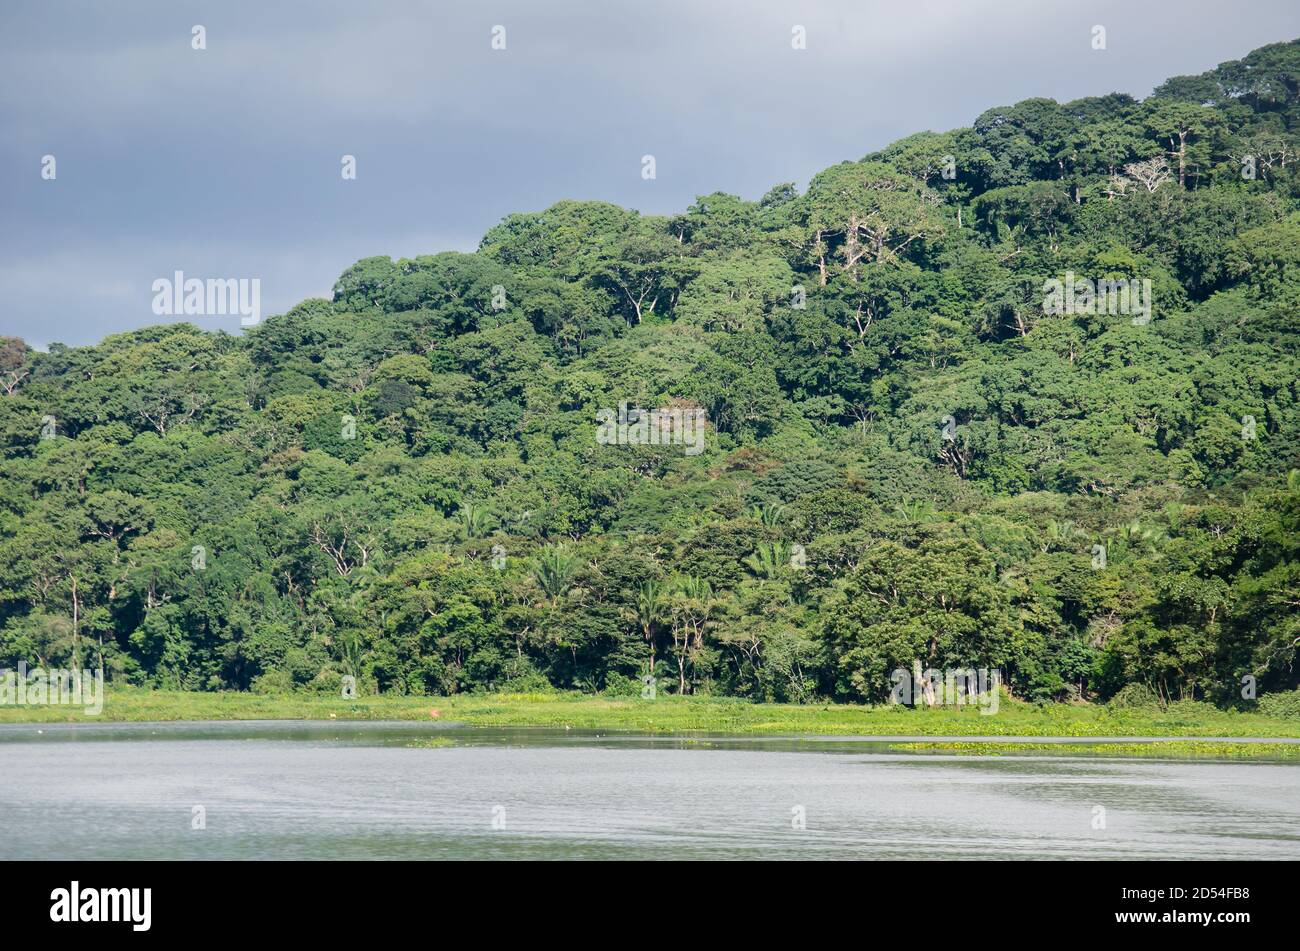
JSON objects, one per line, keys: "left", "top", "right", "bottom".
{"left": 2, "top": 721, "right": 1297, "bottom": 860}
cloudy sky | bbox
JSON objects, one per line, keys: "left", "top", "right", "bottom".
{"left": 2, "top": 0, "right": 1298, "bottom": 347}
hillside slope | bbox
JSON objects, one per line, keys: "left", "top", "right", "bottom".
{"left": 3, "top": 39, "right": 1300, "bottom": 708}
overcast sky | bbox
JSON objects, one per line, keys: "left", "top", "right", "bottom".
{"left": 2, "top": 0, "right": 1298, "bottom": 347}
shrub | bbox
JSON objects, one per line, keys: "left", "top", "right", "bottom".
{"left": 1107, "top": 683, "right": 1163, "bottom": 710}
{"left": 601, "top": 673, "right": 645, "bottom": 698}
{"left": 1258, "top": 688, "right": 1300, "bottom": 720}
{"left": 250, "top": 669, "right": 294, "bottom": 695}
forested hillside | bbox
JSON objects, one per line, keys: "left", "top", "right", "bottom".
{"left": 4, "top": 40, "right": 1300, "bottom": 707}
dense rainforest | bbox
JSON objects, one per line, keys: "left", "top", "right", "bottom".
{"left": 3, "top": 40, "right": 1300, "bottom": 710}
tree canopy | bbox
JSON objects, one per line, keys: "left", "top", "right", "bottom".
{"left": 4, "top": 39, "right": 1300, "bottom": 707}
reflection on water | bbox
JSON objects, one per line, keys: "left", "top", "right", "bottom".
{"left": 1, "top": 721, "right": 1297, "bottom": 860}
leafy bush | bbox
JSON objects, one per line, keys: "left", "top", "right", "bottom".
{"left": 1259, "top": 688, "right": 1300, "bottom": 720}
{"left": 1107, "top": 683, "right": 1164, "bottom": 710}
{"left": 601, "top": 673, "right": 645, "bottom": 698}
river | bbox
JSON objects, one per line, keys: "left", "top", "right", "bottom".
{"left": 2, "top": 721, "right": 1297, "bottom": 859}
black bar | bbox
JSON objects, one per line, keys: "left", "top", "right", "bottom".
{"left": 13, "top": 860, "right": 1284, "bottom": 936}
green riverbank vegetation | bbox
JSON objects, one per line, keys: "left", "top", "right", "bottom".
{"left": 3, "top": 687, "right": 1300, "bottom": 742}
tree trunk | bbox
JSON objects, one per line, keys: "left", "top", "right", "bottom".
{"left": 71, "top": 576, "right": 81, "bottom": 676}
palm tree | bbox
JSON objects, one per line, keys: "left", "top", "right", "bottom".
{"left": 893, "top": 498, "right": 936, "bottom": 524}
{"left": 748, "top": 502, "right": 785, "bottom": 528}
{"left": 1113, "top": 520, "right": 1167, "bottom": 557}
{"left": 631, "top": 579, "right": 665, "bottom": 676}
{"left": 1043, "top": 518, "right": 1085, "bottom": 552}
{"left": 532, "top": 545, "right": 579, "bottom": 603}
{"left": 671, "top": 574, "right": 714, "bottom": 693}
{"left": 337, "top": 630, "right": 365, "bottom": 681}
{"left": 457, "top": 502, "right": 497, "bottom": 541}
{"left": 743, "top": 541, "right": 791, "bottom": 580}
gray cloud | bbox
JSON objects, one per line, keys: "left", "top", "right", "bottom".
{"left": 2, "top": 0, "right": 1298, "bottom": 346}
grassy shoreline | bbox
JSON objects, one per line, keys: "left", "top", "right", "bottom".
{"left": 886, "top": 740, "right": 1300, "bottom": 759}
{"left": 2, "top": 687, "right": 1299, "bottom": 743}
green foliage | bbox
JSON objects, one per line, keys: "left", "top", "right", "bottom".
{"left": 1107, "top": 683, "right": 1165, "bottom": 711}
{"left": 4, "top": 40, "right": 1300, "bottom": 708}
{"left": 1258, "top": 689, "right": 1300, "bottom": 720}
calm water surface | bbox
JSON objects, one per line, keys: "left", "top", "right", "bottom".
{"left": 1, "top": 721, "right": 1297, "bottom": 860}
